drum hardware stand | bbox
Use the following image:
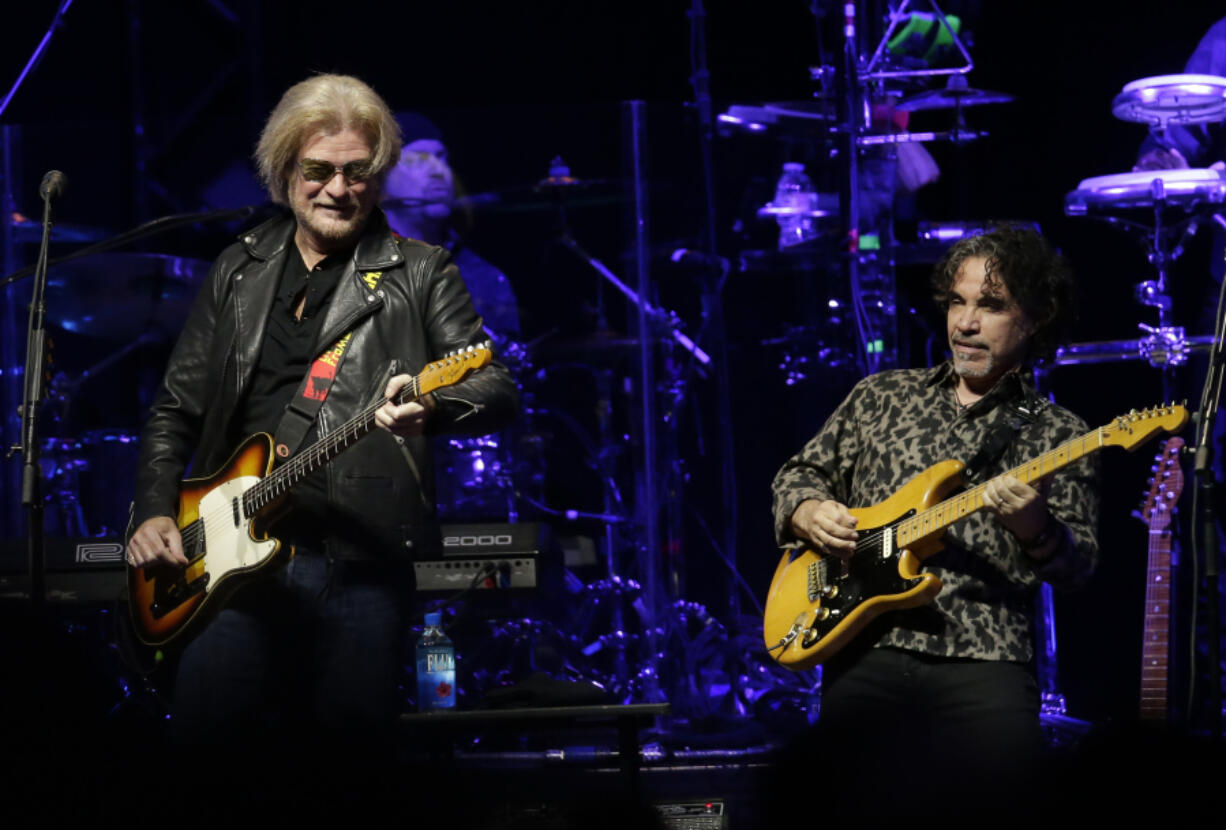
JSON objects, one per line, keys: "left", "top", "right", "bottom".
{"left": 839, "top": 1, "right": 975, "bottom": 375}
{"left": 2, "top": 124, "right": 24, "bottom": 542}
{"left": 541, "top": 136, "right": 715, "bottom": 701}
{"left": 687, "top": 0, "right": 743, "bottom": 627}
{"left": 861, "top": 0, "right": 973, "bottom": 83}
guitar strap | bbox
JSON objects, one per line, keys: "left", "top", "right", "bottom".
{"left": 271, "top": 270, "right": 386, "bottom": 462}
{"left": 962, "top": 398, "right": 1045, "bottom": 483}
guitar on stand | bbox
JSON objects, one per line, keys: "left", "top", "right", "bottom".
{"left": 1134, "top": 436, "right": 1185, "bottom": 722}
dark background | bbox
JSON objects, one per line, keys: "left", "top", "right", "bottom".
{"left": 2, "top": 0, "right": 1223, "bottom": 725}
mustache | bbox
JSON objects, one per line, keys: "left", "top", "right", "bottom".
{"left": 952, "top": 338, "right": 987, "bottom": 349}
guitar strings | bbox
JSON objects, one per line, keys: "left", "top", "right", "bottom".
{"left": 245, "top": 352, "right": 480, "bottom": 513}
{"left": 838, "top": 426, "right": 1108, "bottom": 555}
{"left": 147, "top": 351, "right": 483, "bottom": 579}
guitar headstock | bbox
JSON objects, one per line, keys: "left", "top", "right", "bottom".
{"left": 1101, "top": 403, "right": 1189, "bottom": 451}
{"left": 416, "top": 343, "right": 493, "bottom": 397}
{"left": 1135, "top": 436, "right": 1185, "bottom": 531}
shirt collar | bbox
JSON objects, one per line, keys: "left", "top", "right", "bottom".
{"left": 926, "top": 360, "right": 1033, "bottom": 404}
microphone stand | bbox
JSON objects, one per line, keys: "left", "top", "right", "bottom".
{"left": 1191, "top": 220, "right": 1226, "bottom": 739}
{"left": 556, "top": 235, "right": 712, "bottom": 368}
{"left": 12, "top": 177, "right": 61, "bottom": 611}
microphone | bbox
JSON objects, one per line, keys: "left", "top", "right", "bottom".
{"left": 39, "top": 170, "right": 67, "bottom": 201}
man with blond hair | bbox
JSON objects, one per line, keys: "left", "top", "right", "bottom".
{"left": 126, "top": 74, "right": 517, "bottom": 749}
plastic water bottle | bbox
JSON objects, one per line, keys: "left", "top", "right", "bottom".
{"left": 775, "top": 162, "right": 817, "bottom": 249}
{"left": 416, "top": 611, "right": 456, "bottom": 711}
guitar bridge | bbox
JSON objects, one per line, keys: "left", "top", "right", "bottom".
{"left": 807, "top": 559, "right": 826, "bottom": 602}
{"left": 807, "top": 557, "right": 838, "bottom": 602}
{"left": 151, "top": 572, "right": 210, "bottom": 619}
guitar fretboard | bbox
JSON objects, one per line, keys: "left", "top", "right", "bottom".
{"left": 241, "top": 374, "right": 423, "bottom": 517}
{"left": 895, "top": 427, "right": 1104, "bottom": 548}
{"left": 1139, "top": 529, "right": 1172, "bottom": 720}
{"left": 1138, "top": 435, "right": 1182, "bottom": 722}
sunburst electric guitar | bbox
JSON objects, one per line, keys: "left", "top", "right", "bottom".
{"left": 1135, "top": 435, "right": 1184, "bottom": 722}
{"left": 764, "top": 404, "right": 1189, "bottom": 671}
{"left": 128, "top": 345, "right": 492, "bottom": 646}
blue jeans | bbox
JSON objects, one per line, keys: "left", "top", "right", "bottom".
{"left": 171, "top": 549, "right": 410, "bottom": 752}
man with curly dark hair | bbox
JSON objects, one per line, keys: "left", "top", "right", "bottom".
{"left": 930, "top": 224, "right": 1076, "bottom": 366}
{"left": 770, "top": 225, "right": 1098, "bottom": 819}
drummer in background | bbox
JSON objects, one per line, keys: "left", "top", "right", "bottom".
{"left": 383, "top": 112, "right": 521, "bottom": 341}
{"left": 1133, "top": 17, "right": 1226, "bottom": 175}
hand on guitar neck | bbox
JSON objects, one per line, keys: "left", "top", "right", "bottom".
{"left": 980, "top": 474, "right": 1060, "bottom": 561}
{"left": 792, "top": 472, "right": 1058, "bottom": 563}
{"left": 374, "top": 372, "right": 437, "bottom": 438}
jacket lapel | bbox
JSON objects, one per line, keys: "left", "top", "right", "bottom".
{"left": 311, "top": 210, "right": 404, "bottom": 353}
{"left": 232, "top": 216, "right": 294, "bottom": 395}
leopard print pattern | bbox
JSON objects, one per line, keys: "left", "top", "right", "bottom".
{"left": 771, "top": 363, "right": 1099, "bottom": 662}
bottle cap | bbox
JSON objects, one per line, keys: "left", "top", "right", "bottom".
{"left": 425, "top": 611, "right": 442, "bottom": 627}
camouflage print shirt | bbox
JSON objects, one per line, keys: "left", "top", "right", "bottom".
{"left": 771, "top": 363, "right": 1099, "bottom": 662}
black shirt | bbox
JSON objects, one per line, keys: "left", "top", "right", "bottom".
{"left": 239, "top": 247, "right": 348, "bottom": 438}
{"left": 238, "top": 245, "right": 351, "bottom": 548}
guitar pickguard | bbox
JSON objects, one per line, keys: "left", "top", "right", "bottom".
{"left": 195, "top": 475, "right": 279, "bottom": 578}
{"left": 137, "top": 471, "right": 280, "bottom": 637}
{"left": 798, "top": 514, "right": 927, "bottom": 649}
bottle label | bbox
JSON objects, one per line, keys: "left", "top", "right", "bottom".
{"left": 426, "top": 651, "right": 454, "bottom": 672}
{"left": 417, "top": 646, "right": 457, "bottom": 710}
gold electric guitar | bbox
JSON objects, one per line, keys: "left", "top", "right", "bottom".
{"left": 128, "top": 345, "right": 492, "bottom": 646}
{"left": 764, "top": 404, "right": 1189, "bottom": 671}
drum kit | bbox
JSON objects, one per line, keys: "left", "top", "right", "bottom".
{"left": 1059, "top": 73, "right": 1226, "bottom": 374}
{"left": 720, "top": 5, "right": 1016, "bottom": 385}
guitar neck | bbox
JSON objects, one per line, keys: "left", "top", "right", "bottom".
{"left": 896, "top": 426, "right": 1104, "bottom": 549}
{"left": 1139, "top": 528, "right": 1173, "bottom": 720}
{"left": 242, "top": 374, "right": 424, "bottom": 516}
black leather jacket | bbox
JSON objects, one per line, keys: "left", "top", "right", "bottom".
{"left": 130, "top": 210, "right": 518, "bottom": 560}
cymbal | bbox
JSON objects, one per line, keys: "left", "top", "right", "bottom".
{"left": 896, "top": 76, "right": 1013, "bottom": 112}
{"left": 9, "top": 213, "right": 107, "bottom": 243}
{"left": 45, "top": 252, "right": 209, "bottom": 341}
{"left": 717, "top": 101, "right": 836, "bottom": 135}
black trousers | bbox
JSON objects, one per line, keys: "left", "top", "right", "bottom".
{"left": 809, "top": 647, "right": 1045, "bottom": 821}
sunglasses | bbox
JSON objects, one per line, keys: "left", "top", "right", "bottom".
{"left": 297, "top": 158, "right": 374, "bottom": 184}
